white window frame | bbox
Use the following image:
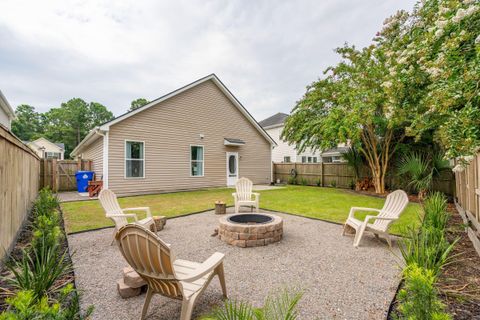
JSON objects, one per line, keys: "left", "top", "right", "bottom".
{"left": 124, "top": 140, "right": 145, "bottom": 179}
{"left": 301, "top": 156, "right": 307, "bottom": 163}
{"left": 190, "top": 145, "right": 205, "bottom": 177}
{"left": 313, "top": 157, "right": 317, "bottom": 163}
{"left": 284, "top": 156, "right": 291, "bottom": 163}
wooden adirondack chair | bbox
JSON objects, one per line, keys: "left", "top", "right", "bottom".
{"left": 232, "top": 177, "right": 260, "bottom": 213}
{"left": 342, "top": 190, "right": 409, "bottom": 247}
{"left": 98, "top": 189, "right": 156, "bottom": 244}
{"left": 115, "top": 224, "right": 227, "bottom": 320}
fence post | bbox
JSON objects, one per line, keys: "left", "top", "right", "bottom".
{"left": 77, "top": 158, "right": 82, "bottom": 171}
{"left": 51, "top": 158, "right": 57, "bottom": 192}
{"left": 43, "top": 159, "right": 47, "bottom": 189}
{"left": 88, "top": 160, "right": 92, "bottom": 171}
{"left": 321, "top": 162, "right": 324, "bottom": 187}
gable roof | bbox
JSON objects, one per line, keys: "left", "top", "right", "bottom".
{"left": 259, "top": 112, "right": 289, "bottom": 129}
{"left": 27, "top": 137, "right": 65, "bottom": 151}
{"left": 72, "top": 74, "right": 275, "bottom": 156}
{"left": 0, "top": 90, "right": 16, "bottom": 120}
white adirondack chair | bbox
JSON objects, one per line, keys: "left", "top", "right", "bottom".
{"left": 115, "top": 224, "right": 227, "bottom": 320}
{"left": 232, "top": 177, "right": 260, "bottom": 213}
{"left": 98, "top": 189, "right": 156, "bottom": 244}
{"left": 342, "top": 190, "right": 409, "bottom": 247}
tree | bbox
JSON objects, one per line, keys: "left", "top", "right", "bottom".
{"left": 129, "top": 98, "right": 149, "bottom": 111}
{"left": 43, "top": 99, "right": 113, "bottom": 157}
{"left": 282, "top": 45, "right": 410, "bottom": 193}
{"left": 11, "top": 104, "right": 42, "bottom": 141}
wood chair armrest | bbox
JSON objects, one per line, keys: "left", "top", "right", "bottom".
{"left": 123, "top": 207, "right": 152, "bottom": 217}
{"left": 176, "top": 252, "right": 225, "bottom": 282}
{"left": 107, "top": 213, "right": 138, "bottom": 222}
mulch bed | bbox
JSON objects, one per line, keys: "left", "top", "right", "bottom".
{"left": 438, "top": 204, "right": 480, "bottom": 319}
{"left": 0, "top": 208, "right": 76, "bottom": 311}
{"left": 388, "top": 203, "right": 480, "bottom": 319}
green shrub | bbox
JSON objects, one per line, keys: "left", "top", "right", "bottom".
{"left": 315, "top": 179, "right": 322, "bottom": 187}
{"left": 203, "top": 287, "right": 302, "bottom": 320}
{"left": 423, "top": 192, "right": 449, "bottom": 230}
{"left": 330, "top": 180, "right": 337, "bottom": 188}
{"left": 4, "top": 237, "right": 71, "bottom": 302}
{"left": 287, "top": 177, "right": 297, "bottom": 185}
{"left": 300, "top": 178, "right": 308, "bottom": 186}
{"left": 33, "top": 188, "right": 60, "bottom": 218}
{"left": 0, "top": 286, "right": 93, "bottom": 320}
{"left": 398, "top": 226, "right": 457, "bottom": 277}
{"left": 397, "top": 264, "right": 451, "bottom": 320}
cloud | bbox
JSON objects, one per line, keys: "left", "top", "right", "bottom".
{"left": 0, "top": 0, "right": 416, "bottom": 120}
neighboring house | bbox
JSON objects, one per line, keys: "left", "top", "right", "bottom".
{"left": 0, "top": 90, "right": 16, "bottom": 130}
{"left": 71, "top": 74, "right": 276, "bottom": 196}
{"left": 25, "top": 137, "right": 65, "bottom": 160}
{"left": 259, "top": 112, "right": 322, "bottom": 163}
{"left": 320, "top": 146, "right": 349, "bottom": 163}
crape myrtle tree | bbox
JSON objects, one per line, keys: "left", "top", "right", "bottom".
{"left": 282, "top": 44, "right": 412, "bottom": 194}
{"left": 282, "top": 0, "right": 480, "bottom": 192}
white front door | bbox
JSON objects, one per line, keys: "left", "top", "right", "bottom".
{"left": 226, "top": 152, "right": 238, "bottom": 186}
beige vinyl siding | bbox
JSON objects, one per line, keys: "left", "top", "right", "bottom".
{"left": 108, "top": 80, "right": 271, "bottom": 196}
{"left": 80, "top": 136, "right": 103, "bottom": 178}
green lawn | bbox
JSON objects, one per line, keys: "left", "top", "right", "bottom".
{"left": 61, "top": 186, "right": 421, "bottom": 235}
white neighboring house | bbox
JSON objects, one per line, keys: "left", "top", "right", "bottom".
{"left": 25, "top": 137, "right": 65, "bottom": 160}
{"left": 0, "top": 90, "right": 16, "bottom": 130}
{"left": 259, "top": 113, "right": 322, "bottom": 163}
{"left": 259, "top": 112, "right": 348, "bottom": 163}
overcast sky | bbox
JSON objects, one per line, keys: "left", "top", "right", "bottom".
{"left": 0, "top": 0, "right": 417, "bottom": 121}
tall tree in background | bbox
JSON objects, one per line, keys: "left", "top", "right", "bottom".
{"left": 11, "top": 104, "right": 42, "bottom": 141}
{"left": 129, "top": 98, "right": 149, "bottom": 111}
{"left": 12, "top": 99, "right": 114, "bottom": 158}
{"left": 43, "top": 98, "right": 114, "bottom": 156}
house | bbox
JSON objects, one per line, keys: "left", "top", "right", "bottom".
{"left": 25, "top": 137, "right": 65, "bottom": 159}
{"left": 0, "top": 90, "right": 16, "bottom": 130}
{"left": 71, "top": 74, "right": 276, "bottom": 196}
{"left": 320, "top": 146, "right": 350, "bottom": 163}
{"left": 259, "top": 112, "right": 322, "bottom": 163}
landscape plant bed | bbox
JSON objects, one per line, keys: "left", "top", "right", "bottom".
{"left": 438, "top": 204, "right": 480, "bottom": 319}
{"left": 388, "top": 204, "right": 480, "bottom": 319}
{"left": 0, "top": 203, "right": 78, "bottom": 313}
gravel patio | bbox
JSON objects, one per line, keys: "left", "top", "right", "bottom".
{"left": 68, "top": 209, "right": 402, "bottom": 320}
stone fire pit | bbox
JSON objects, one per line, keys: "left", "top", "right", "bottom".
{"left": 218, "top": 213, "right": 283, "bottom": 247}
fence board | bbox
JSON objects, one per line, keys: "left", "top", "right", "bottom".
{"left": 454, "top": 153, "right": 480, "bottom": 257}
{"left": 0, "top": 125, "right": 40, "bottom": 264}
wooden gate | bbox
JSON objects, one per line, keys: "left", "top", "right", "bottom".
{"left": 40, "top": 159, "right": 92, "bottom": 192}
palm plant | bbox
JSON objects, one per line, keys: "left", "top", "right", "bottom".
{"left": 203, "top": 287, "right": 303, "bottom": 320}
{"left": 342, "top": 147, "right": 363, "bottom": 184}
{"left": 397, "top": 151, "right": 450, "bottom": 199}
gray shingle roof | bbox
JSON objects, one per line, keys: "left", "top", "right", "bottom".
{"left": 258, "top": 112, "right": 289, "bottom": 128}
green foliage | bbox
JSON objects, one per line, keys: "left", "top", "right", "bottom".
{"left": 397, "top": 152, "right": 450, "bottom": 197}
{"left": 4, "top": 238, "right": 71, "bottom": 301}
{"left": 299, "top": 178, "right": 308, "bottom": 186}
{"left": 11, "top": 105, "right": 42, "bottom": 141}
{"left": 342, "top": 147, "right": 363, "bottom": 180}
{"left": 330, "top": 180, "right": 337, "bottom": 188}
{"left": 129, "top": 98, "right": 149, "bottom": 111}
{"left": 31, "top": 189, "right": 62, "bottom": 252}
{"left": 397, "top": 264, "right": 451, "bottom": 320}
{"left": 0, "top": 286, "right": 93, "bottom": 320}
{"left": 315, "top": 179, "right": 322, "bottom": 187}
{"left": 203, "top": 287, "right": 302, "bottom": 320}
{"left": 12, "top": 99, "right": 114, "bottom": 158}
{"left": 287, "top": 177, "right": 297, "bottom": 185}
{"left": 423, "top": 192, "right": 449, "bottom": 230}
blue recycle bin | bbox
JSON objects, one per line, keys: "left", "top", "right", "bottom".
{"left": 75, "top": 171, "right": 94, "bottom": 193}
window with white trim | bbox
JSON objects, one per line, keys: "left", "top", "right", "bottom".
{"left": 313, "top": 157, "right": 318, "bottom": 163}
{"left": 45, "top": 152, "right": 61, "bottom": 159}
{"left": 125, "top": 141, "right": 144, "bottom": 178}
{"left": 307, "top": 156, "right": 312, "bottom": 163}
{"left": 301, "top": 156, "right": 307, "bottom": 163}
{"left": 283, "top": 156, "right": 291, "bottom": 163}
{"left": 191, "top": 146, "right": 204, "bottom": 176}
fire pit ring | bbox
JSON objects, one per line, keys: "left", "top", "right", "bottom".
{"left": 218, "top": 213, "right": 283, "bottom": 247}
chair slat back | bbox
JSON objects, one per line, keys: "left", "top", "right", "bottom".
{"left": 115, "top": 224, "right": 183, "bottom": 299}
{"left": 99, "top": 189, "right": 128, "bottom": 227}
{"left": 374, "top": 190, "right": 409, "bottom": 231}
{"left": 236, "top": 177, "right": 253, "bottom": 201}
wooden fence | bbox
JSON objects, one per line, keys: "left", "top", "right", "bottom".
{"left": 0, "top": 125, "right": 40, "bottom": 263}
{"left": 40, "top": 159, "right": 92, "bottom": 192}
{"left": 273, "top": 162, "right": 455, "bottom": 196}
{"left": 454, "top": 154, "right": 480, "bottom": 256}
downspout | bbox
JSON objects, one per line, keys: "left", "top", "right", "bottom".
{"left": 94, "top": 128, "right": 109, "bottom": 189}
